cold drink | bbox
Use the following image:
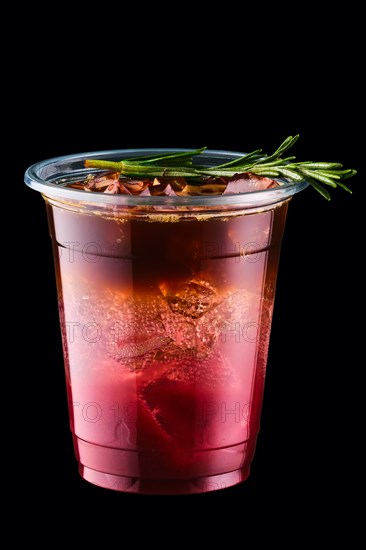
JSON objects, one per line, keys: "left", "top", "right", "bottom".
{"left": 25, "top": 147, "right": 308, "bottom": 494}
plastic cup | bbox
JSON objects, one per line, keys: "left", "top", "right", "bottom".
{"left": 25, "top": 149, "right": 307, "bottom": 494}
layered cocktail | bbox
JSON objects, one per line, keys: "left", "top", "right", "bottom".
{"left": 25, "top": 141, "right": 354, "bottom": 493}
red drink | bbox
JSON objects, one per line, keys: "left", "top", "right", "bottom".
{"left": 25, "top": 147, "right": 310, "bottom": 494}
{"left": 47, "top": 196, "right": 288, "bottom": 494}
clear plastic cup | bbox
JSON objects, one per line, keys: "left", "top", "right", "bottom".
{"left": 25, "top": 149, "right": 307, "bottom": 494}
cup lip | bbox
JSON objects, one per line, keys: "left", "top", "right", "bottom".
{"left": 24, "top": 148, "right": 309, "bottom": 208}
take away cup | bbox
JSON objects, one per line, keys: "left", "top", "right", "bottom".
{"left": 25, "top": 149, "right": 307, "bottom": 494}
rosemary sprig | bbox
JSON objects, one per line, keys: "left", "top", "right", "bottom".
{"left": 85, "top": 136, "right": 356, "bottom": 199}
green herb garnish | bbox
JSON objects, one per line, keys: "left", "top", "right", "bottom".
{"left": 85, "top": 136, "right": 356, "bottom": 200}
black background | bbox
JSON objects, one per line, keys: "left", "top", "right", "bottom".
{"left": 14, "top": 41, "right": 362, "bottom": 532}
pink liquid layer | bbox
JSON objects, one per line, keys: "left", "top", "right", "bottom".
{"left": 48, "top": 200, "right": 288, "bottom": 494}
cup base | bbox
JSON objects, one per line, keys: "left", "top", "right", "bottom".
{"left": 79, "top": 464, "right": 250, "bottom": 494}
{"left": 73, "top": 434, "right": 254, "bottom": 494}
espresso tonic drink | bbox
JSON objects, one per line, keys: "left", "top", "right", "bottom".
{"left": 25, "top": 148, "right": 308, "bottom": 494}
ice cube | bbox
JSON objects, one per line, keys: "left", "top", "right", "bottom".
{"left": 105, "top": 295, "right": 171, "bottom": 367}
{"left": 114, "top": 335, "right": 172, "bottom": 360}
{"left": 175, "top": 177, "right": 227, "bottom": 196}
{"left": 104, "top": 180, "right": 132, "bottom": 194}
{"left": 122, "top": 179, "right": 150, "bottom": 194}
{"left": 140, "top": 345, "right": 233, "bottom": 386}
{"left": 83, "top": 172, "right": 121, "bottom": 192}
{"left": 160, "top": 311, "right": 197, "bottom": 349}
{"left": 159, "top": 278, "right": 220, "bottom": 319}
{"left": 224, "top": 172, "right": 278, "bottom": 194}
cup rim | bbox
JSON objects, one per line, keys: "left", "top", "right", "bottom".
{"left": 24, "top": 148, "right": 309, "bottom": 208}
